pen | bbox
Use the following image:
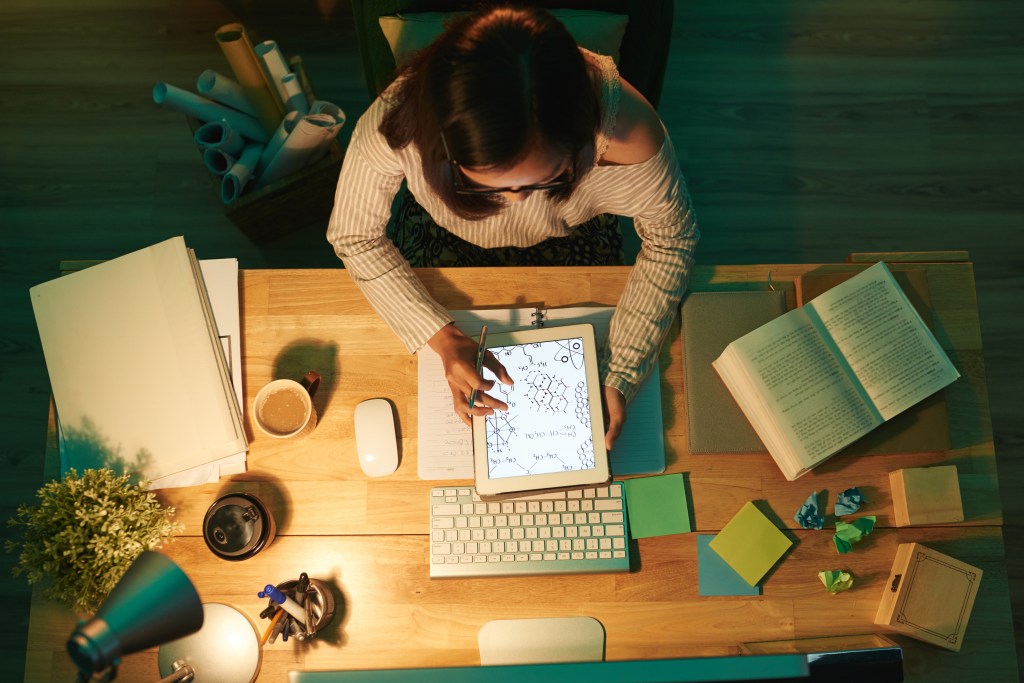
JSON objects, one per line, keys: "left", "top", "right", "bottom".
{"left": 258, "top": 584, "right": 307, "bottom": 624}
{"left": 468, "top": 325, "right": 488, "bottom": 410}
{"left": 259, "top": 608, "right": 284, "bottom": 646}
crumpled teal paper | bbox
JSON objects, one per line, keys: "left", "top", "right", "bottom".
{"left": 834, "top": 487, "right": 865, "bottom": 516}
{"left": 794, "top": 491, "right": 825, "bottom": 530}
{"left": 833, "top": 516, "right": 876, "bottom": 554}
{"left": 818, "top": 570, "right": 854, "bottom": 594}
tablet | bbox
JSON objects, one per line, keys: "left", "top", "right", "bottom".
{"left": 472, "top": 323, "right": 609, "bottom": 496}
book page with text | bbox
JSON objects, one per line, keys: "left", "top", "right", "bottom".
{"left": 807, "top": 262, "right": 960, "bottom": 421}
{"left": 724, "top": 308, "right": 880, "bottom": 467}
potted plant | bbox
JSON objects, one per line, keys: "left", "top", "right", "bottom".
{"left": 6, "top": 468, "right": 183, "bottom": 615}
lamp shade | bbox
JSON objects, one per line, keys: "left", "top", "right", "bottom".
{"left": 67, "top": 551, "right": 204, "bottom": 674}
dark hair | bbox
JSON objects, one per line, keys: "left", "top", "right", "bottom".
{"left": 379, "top": 5, "right": 600, "bottom": 220}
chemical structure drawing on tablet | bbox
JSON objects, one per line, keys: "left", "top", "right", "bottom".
{"left": 483, "top": 337, "right": 596, "bottom": 479}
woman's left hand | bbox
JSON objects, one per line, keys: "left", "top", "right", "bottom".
{"left": 602, "top": 385, "right": 626, "bottom": 451}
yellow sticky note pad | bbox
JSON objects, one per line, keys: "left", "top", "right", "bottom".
{"left": 708, "top": 501, "right": 793, "bottom": 587}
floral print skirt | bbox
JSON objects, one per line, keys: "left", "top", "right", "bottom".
{"left": 389, "top": 190, "right": 624, "bottom": 267}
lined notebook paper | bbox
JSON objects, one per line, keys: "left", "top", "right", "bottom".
{"left": 417, "top": 306, "right": 666, "bottom": 480}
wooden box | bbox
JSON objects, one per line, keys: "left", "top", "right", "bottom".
{"left": 889, "top": 465, "right": 963, "bottom": 527}
{"left": 189, "top": 55, "right": 345, "bottom": 244}
{"left": 874, "top": 542, "right": 982, "bottom": 651}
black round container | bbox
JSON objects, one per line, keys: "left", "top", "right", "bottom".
{"left": 203, "top": 493, "right": 276, "bottom": 561}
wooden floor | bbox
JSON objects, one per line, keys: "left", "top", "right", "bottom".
{"left": 1, "top": 0, "right": 1020, "bottom": 679}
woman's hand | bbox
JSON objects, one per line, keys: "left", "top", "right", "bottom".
{"left": 602, "top": 385, "right": 626, "bottom": 452}
{"left": 427, "top": 323, "right": 514, "bottom": 426}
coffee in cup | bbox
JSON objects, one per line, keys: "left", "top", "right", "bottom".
{"left": 253, "top": 371, "right": 321, "bottom": 438}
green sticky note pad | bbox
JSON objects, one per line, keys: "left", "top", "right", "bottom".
{"left": 708, "top": 501, "right": 793, "bottom": 586}
{"left": 623, "top": 473, "right": 691, "bottom": 539}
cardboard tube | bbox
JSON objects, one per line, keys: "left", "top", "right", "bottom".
{"left": 194, "top": 120, "right": 246, "bottom": 156}
{"left": 215, "top": 23, "right": 284, "bottom": 136}
{"left": 256, "top": 113, "right": 341, "bottom": 188}
{"left": 280, "top": 73, "right": 309, "bottom": 115}
{"left": 221, "top": 142, "right": 265, "bottom": 204}
{"left": 203, "top": 148, "right": 235, "bottom": 175}
{"left": 256, "top": 111, "right": 300, "bottom": 176}
{"left": 195, "top": 69, "right": 258, "bottom": 117}
{"left": 254, "top": 40, "right": 293, "bottom": 110}
{"left": 153, "top": 81, "right": 268, "bottom": 143}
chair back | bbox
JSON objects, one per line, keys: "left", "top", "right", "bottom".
{"left": 350, "top": 0, "right": 673, "bottom": 108}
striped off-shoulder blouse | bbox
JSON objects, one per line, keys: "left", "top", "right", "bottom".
{"left": 326, "top": 50, "right": 699, "bottom": 403}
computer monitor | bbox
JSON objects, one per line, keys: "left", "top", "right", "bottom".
{"left": 288, "top": 654, "right": 811, "bottom": 683}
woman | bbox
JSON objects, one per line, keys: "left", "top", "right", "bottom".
{"left": 327, "top": 6, "right": 698, "bottom": 450}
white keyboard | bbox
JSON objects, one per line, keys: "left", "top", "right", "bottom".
{"left": 429, "top": 484, "right": 631, "bottom": 578}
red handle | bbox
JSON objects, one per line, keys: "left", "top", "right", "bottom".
{"left": 301, "top": 370, "right": 321, "bottom": 399}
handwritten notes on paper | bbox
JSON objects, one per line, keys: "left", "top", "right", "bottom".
{"left": 416, "top": 310, "right": 525, "bottom": 480}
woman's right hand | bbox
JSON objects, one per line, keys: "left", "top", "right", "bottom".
{"left": 427, "top": 323, "right": 514, "bottom": 426}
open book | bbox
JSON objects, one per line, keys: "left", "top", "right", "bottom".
{"left": 713, "top": 261, "right": 959, "bottom": 480}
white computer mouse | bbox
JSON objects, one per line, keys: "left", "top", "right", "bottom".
{"left": 354, "top": 398, "right": 399, "bottom": 477}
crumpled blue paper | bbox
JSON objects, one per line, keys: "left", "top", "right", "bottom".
{"left": 794, "top": 491, "right": 825, "bottom": 530}
{"left": 834, "top": 487, "right": 865, "bottom": 516}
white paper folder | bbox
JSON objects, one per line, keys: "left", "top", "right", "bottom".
{"left": 30, "top": 236, "right": 248, "bottom": 483}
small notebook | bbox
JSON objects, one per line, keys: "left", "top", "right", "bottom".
{"left": 681, "top": 291, "right": 788, "bottom": 454}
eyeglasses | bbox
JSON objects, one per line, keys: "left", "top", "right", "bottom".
{"left": 440, "top": 131, "right": 576, "bottom": 196}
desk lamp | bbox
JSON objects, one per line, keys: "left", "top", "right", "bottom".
{"left": 157, "top": 603, "right": 261, "bottom": 683}
{"left": 67, "top": 550, "right": 204, "bottom": 682}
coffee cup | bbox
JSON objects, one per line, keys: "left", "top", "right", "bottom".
{"left": 253, "top": 371, "right": 321, "bottom": 438}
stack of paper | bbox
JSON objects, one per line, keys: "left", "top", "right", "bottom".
{"left": 30, "top": 237, "right": 248, "bottom": 489}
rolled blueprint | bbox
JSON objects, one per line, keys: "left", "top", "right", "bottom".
{"left": 255, "top": 113, "right": 341, "bottom": 188}
{"left": 256, "top": 110, "right": 300, "bottom": 176}
{"left": 309, "top": 100, "right": 346, "bottom": 127}
{"left": 215, "top": 23, "right": 284, "bottom": 136}
{"left": 221, "top": 142, "right": 265, "bottom": 204}
{"left": 254, "top": 40, "right": 293, "bottom": 112}
{"left": 193, "top": 120, "right": 246, "bottom": 157}
{"left": 306, "top": 100, "right": 346, "bottom": 157}
{"left": 203, "top": 148, "right": 236, "bottom": 175}
{"left": 195, "top": 69, "right": 258, "bottom": 117}
{"left": 280, "top": 73, "right": 309, "bottom": 115}
{"left": 153, "top": 81, "right": 269, "bottom": 143}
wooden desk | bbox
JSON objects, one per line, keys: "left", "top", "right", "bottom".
{"left": 24, "top": 261, "right": 1019, "bottom": 682}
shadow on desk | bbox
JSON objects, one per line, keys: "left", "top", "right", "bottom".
{"left": 275, "top": 340, "right": 340, "bottom": 423}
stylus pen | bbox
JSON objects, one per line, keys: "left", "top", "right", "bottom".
{"left": 468, "top": 325, "right": 488, "bottom": 410}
